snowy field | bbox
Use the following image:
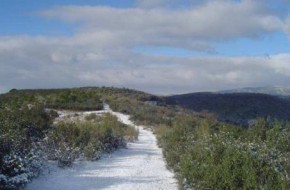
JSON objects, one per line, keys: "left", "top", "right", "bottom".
{"left": 25, "top": 108, "right": 177, "bottom": 190}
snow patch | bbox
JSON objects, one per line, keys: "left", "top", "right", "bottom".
{"left": 25, "top": 109, "right": 177, "bottom": 190}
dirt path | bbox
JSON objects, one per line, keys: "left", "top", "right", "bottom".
{"left": 25, "top": 110, "right": 178, "bottom": 190}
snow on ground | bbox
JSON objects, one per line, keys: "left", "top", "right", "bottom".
{"left": 25, "top": 108, "right": 178, "bottom": 190}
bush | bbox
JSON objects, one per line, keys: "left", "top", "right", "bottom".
{"left": 42, "top": 113, "right": 137, "bottom": 163}
{"left": 0, "top": 106, "right": 53, "bottom": 190}
{"left": 157, "top": 117, "right": 290, "bottom": 189}
{"left": 85, "top": 113, "right": 98, "bottom": 121}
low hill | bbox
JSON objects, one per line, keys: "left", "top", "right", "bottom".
{"left": 0, "top": 87, "right": 159, "bottom": 111}
{"left": 166, "top": 92, "right": 290, "bottom": 126}
{"left": 2, "top": 87, "right": 290, "bottom": 127}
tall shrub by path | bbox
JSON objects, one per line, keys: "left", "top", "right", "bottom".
{"left": 42, "top": 113, "right": 138, "bottom": 166}
{"left": 0, "top": 105, "right": 55, "bottom": 190}
{"left": 157, "top": 116, "right": 290, "bottom": 189}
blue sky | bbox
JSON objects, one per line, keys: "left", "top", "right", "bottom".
{"left": 1, "top": 0, "right": 290, "bottom": 94}
{"left": 0, "top": 0, "right": 134, "bottom": 36}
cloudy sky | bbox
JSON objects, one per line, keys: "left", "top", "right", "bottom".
{"left": 1, "top": 0, "right": 290, "bottom": 94}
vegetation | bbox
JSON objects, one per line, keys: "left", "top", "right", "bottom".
{"left": 0, "top": 88, "right": 103, "bottom": 111}
{"left": 43, "top": 113, "right": 138, "bottom": 166}
{"left": 0, "top": 105, "right": 56, "bottom": 189}
{"left": 0, "top": 87, "right": 141, "bottom": 189}
{"left": 1, "top": 87, "right": 289, "bottom": 189}
{"left": 156, "top": 116, "right": 290, "bottom": 189}
{"left": 0, "top": 87, "right": 156, "bottom": 111}
{"left": 103, "top": 89, "right": 290, "bottom": 189}
{"left": 109, "top": 98, "right": 173, "bottom": 126}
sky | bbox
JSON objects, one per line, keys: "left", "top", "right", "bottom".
{"left": 1, "top": 0, "right": 290, "bottom": 95}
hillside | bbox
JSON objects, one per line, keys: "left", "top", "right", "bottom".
{"left": 0, "top": 87, "right": 159, "bottom": 111}
{"left": 166, "top": 92, "right": 290, "bottom": 126}
{"left": 0, "top": 87, "right": 160, "bottom": 190}
{"left": 220, "top": 86, "right": 290, "bottom": 96}
{"left": 1, "top": 87, "right": 289, "bottom": 190}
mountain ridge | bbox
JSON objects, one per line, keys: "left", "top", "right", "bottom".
{"left": 219, "top": 86, "right": 290, "bottom": 96}
{"left": 165, "top": 92, "right": 290, "bottom": 126}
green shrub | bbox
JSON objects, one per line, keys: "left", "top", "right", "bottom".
{"left": 43, "top": 113, "right": 137, "bottom": 163}
{"left": 85, "top": 113, "right": 98, "bottom": 121}
{"left": 157, "top": 117, "right": 290, "bottom": 189}
{"left": 0, "top": 106, "right": 54, "bottom": 190}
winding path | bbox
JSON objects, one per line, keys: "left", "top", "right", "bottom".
{"left": 25, "top": 109, "right": 178, "bottom": 190}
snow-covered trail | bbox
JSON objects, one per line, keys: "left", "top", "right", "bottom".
{"left": 25, "top": 109, "right": 178, "bottom": 190}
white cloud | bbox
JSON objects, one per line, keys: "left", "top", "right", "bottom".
{"left": 1, "top": 34, "right": 290, "bottom": 94}
{"left": 1, "top": 0, "right": 290, "bottom": 94}
{"left": 267, "top": 54, "right": 290, "bottom": 75}
{"left": 283, "top": 16, "right": 290, "bottom": 39}
{"left": 136, "top": 0, "right": 175, "bottom": 7}
{"left": 40, "top": 0, "right": 283, "bottom": 48}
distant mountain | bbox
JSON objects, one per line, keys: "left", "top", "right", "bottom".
{"left": 220, "top": 86, "right": 290, "bottom": 96}
{"left": 165, "top": 92, "right": 290, "bottom": 126}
